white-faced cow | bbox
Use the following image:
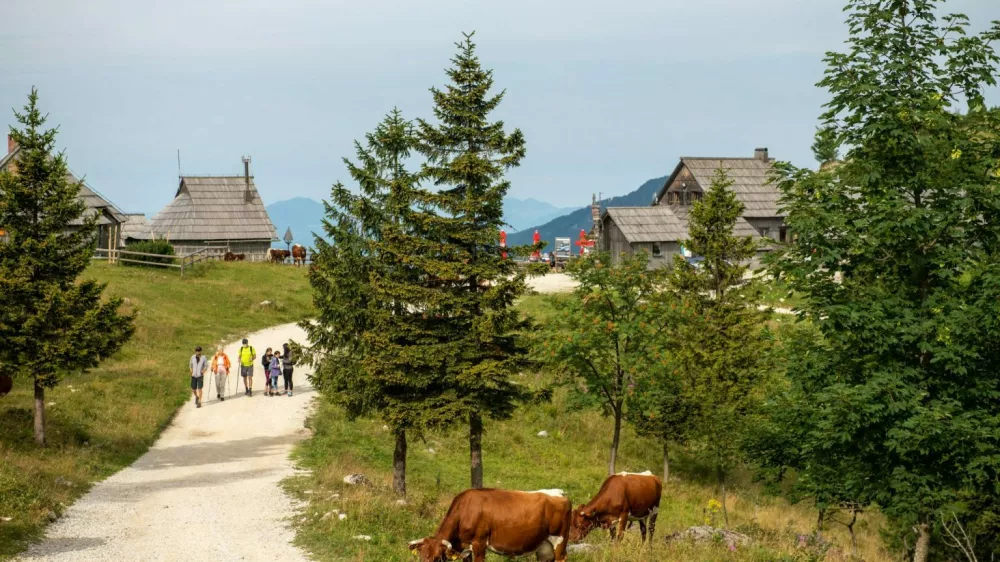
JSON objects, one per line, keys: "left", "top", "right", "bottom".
{"left": 291, "top": 244, "right": 307, "bottom": 266}
{"left": 569, "top": 471, "right": 662, "bottom": 543}
{"left": 409, "top": 489, "right": 571, "bottom": 562}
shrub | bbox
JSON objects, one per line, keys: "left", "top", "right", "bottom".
{"left": 123, "top": 240, "right": 175, "bottom": 266}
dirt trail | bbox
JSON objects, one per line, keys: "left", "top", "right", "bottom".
{"left": 18, "top": 324, "right": 314, "bottom": 562}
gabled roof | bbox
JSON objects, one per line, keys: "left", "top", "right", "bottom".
{"left": 656, "top": 156, "right": 781, "bottom": 218}
{"left": 121, "top": 213, "right": 151, "bottom": 240}
{"left": 145, "top": 176, "right": 277, "bottom": 242}
{"left": 602, "top": 204, "right": 760, "bottom": 244}
{"left": 1, "top": 144, "right": 127, "bottom": 226}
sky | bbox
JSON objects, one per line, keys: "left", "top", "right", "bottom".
{"left": 1, "top": 0, "right": 997, "bottom": 214}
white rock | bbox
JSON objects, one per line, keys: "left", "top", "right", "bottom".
{"left": 395, "top": 499, "right": 408, "bottom": 506}
{"left": 352, "top": 535, "right": 372, "bottom": 541}
{"left": 338, "top": 513, "right": 348, "bottom": 521}
{"left": 0, "top": 516, "right": 12, "bottom": 522}
{"left": 343, "top": 474, "right": 370, "bottom": 486}
{"left": 568, "top": 544, "right": 597, "bottom": 554}
{"left": 536, "top": 430, "right": 549, "bottom": 438}
{"left": 426, "top": 448, "right": 436, "bottom": 454}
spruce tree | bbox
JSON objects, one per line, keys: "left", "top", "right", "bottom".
{"left": 0, "top": 89, "right": 135, "bottom": 445}
{"left": 770, "top": 2, "right": 1000, "bottom": 558}
{"left": 417, "top": 32, "right": 533, "bottom": 489}
{"left": 303, "top": 109, "right": 457, "bottom": 496}
{"left": 667, "top": 166, "right": 772, "bottom": 527}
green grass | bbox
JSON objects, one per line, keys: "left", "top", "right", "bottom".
{"left": 0, "top": 261, "right": 314, "bottom": 559}
{"left": 285, "top": 297, "right": 889, "bottom": 562}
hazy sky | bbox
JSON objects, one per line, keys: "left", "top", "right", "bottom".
{"left": 2, "top": 0, "right": 997, "bottom": 214}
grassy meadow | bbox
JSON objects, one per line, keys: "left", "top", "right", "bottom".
{"left": 285, "top": 294, "right": 890, "bottom": 562}
{"left": 0, "top": 261, "right": 314, "bottom": 559}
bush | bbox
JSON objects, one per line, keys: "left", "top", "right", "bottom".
{"left": 122, "top": 240, "right": 175, "bottom": 266}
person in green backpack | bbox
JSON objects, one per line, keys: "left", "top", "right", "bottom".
{"left": 238, "top": 339, "right": 256, "bottom": 397}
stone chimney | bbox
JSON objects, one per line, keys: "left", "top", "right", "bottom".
{"left": 754, "top": 147, "right": 769, "bottom": 161}
{"left": 7, "top": 134, "right": 16, "bottom": 155}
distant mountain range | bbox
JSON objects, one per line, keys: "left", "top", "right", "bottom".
{"left": 505, "top": 176, "right": 667, "bottom": 247}
{"left": 266, "top": 180, "right": 665, "bottom": 249}
{"left": 266, "top": 197, "right": 326, "bottom": 247}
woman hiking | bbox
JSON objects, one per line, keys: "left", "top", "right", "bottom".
{"left": 211, "top": 347, "right": 231, "bottom": 402}
{"left": 281, "top": 343, "right": 295, "bottom": 397}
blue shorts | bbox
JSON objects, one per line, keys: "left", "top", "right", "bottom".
{"left": 190, "top": 376, "right": 204, "bottom": 390}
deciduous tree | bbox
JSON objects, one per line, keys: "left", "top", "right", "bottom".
{"left": 769, "top": 2, "right": 1000, "bottom": 558}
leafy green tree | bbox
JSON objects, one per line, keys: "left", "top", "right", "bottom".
{"left": 303, "top": 109, "right": 457, "bottom": 496}
{"left": 667, "top": 166, "right": 772, "bottom": 527}
{"left": 768, "top": 2, "right": 1000, "bottom": 558}
{"left": 810, "top": 126, "right": 840, "bottom": 167}
{"left": 0, "top": 89, "right": 135, "bottom": 445}
{"left": 542, "top": 251, "right": 680, "bottom": 475}
{"left": 416, "top": 32, "right": 534, "bottom": 489}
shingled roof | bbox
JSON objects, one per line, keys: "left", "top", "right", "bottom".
{"left": 121, "top": 213, "right": 151, "bottom": 240}
{"left": 656, "top": 150, "right": 781, "bottom": 218}
{"left": 603, "top": 205, "right": 759, "bottom": 244}
{"left": 0, "top": 143, "right": 126, "bottom": 226}
{"left": 145, "top": 176, "right": 277, "bottom": 242}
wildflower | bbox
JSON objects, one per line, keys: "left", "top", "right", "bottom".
{"left": 951, "top": 148, "right": 962, "bottom": 160}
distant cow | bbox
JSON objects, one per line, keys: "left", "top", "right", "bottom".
{"left": 409, "top": 489, "right": 571, "bottom": 562}
{"left": 291, "top": 244, "right": 307, "bottom": 266}
{"left": 223, "top": 252, "right": 246, "bottom": 262}
{"left": 569, "top": 471, "right": 662, "bottom": 543}
{"left": 268, "top": 248, "right": 290, "bottom": 263}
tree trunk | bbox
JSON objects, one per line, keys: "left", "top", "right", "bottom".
{"left": 847, "top": 510, "right": 858, "bottom": 559}
{"left": 607, "top": 402, "right": 622, "bottom": 476}
{"left": 469, "top": 412, "right": 483, "bottom": 489}
{"left": 913, "top": 522, "right": 931, "bottom": 562}
{"left": 33, "top": 380, "right": 46, "bottom": 446}
{"left": 662, "top": 441, "right": 670, "bottom": 483}
{"left": 717, "top": 464, "right": 729, "bottom": 528}
{"left": 393, "top": 429, "right": 407, "bottom": 497}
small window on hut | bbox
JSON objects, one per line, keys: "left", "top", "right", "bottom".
{"left": 779, "top": 227, "right": 788, "bottom": 243}
{"left": 652, "top": 243, "right": 662, "bottom": 257}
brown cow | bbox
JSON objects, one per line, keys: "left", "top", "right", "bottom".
{"left": 268, "top": 248, "right": 290, "bottom": 263}
{"left": 291, "top": 244, "right": 306, "bottom": 266}
{"left": 409, "top": 489, "right": 571, "bottom": 562}
{"left": 569, "top": 471, "right": 662, "bottom": 543}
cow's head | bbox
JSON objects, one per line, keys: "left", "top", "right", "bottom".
{"left": 407, "top": 538, "right": 465, "bottom": 561}
{"left": 569, "top": 507, "right": 599, "bottom": 542}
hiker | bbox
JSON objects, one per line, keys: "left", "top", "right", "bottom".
{"left": 261, "top": 347, "right": 274, "bottom": 395}
{"left": 211, "top": 347, "right": 231, "bottom": 402}
{"left": 281, "top": 343, "right": 295, "bottom": 397}
{"left": 268, "top": 351, "right": 283, "bottom": 396}
{"left": 239, "top": 338, "right": 256, "bottom": 397}
{"left": 189, "top": 346, "right": 208, "bottom": 408}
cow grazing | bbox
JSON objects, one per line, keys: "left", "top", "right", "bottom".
{"left": 409, "top": 489, "right": 571, "bottom": 562}
{"left": 224, "top": 252, "right": 246, "bottom": 262}
{"left": 268, "top": 248, "right": 290, "bottom": 263}
{"left": 291, "top": 244, "right": 307, "bottom": 266}
{"left": 569, "top": 471, "right": 662, "bottom": 543}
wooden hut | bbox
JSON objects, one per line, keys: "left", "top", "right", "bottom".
{"left": 1, "top": 135, "right": 126, "bottom": 250}
{"left": 140, "top": 159, "right": 277, "bottom": 260}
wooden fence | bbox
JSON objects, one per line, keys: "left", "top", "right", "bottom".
{"left": 92, "top": 246, "right": 228, "bottom": 277}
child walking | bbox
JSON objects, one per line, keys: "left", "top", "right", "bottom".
{"left": 268, "top": 351, "right": 283, "bottom": 396}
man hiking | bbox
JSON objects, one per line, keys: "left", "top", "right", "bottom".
{"left": 189, "top": 346, "right": 208, "bottom": 408}
{"left": 211, "top": 347, "right": 231, "bottom": 402}
{"left": 239, "top": 338, "right": 256, "bottom": 397}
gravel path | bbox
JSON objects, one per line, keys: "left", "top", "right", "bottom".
{"left": 18, "top": 323, "right": 314, "bottom": 562}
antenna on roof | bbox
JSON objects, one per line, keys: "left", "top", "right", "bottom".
{"left": 176, "top": 149, "right": 181, "bottom": 181}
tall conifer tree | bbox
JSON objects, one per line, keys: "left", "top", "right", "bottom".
{"left": 417, "top": 32, "right": 533, "bottom": 489}
{"left": 0, "top": 89, "right": 134, "bottom": 445}
{"left": 304, "top": 109, "right": 457, "bottom": 496}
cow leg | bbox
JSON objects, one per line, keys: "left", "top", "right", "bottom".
{"left": 615, "top": 516, "right": 628, "bottom": 541}
{"left": 648, "top": 511, "right": 658, "bottom": 544}
{"left": 471, "top": 542, "right": 487, "bottom": 562}
{"left": 638, "top": 519, "right": 647, "bottom": 543}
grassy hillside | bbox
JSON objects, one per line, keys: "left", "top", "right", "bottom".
{"left": 285, "top": 295, "right": 890, "bottom": 562}
{"left": 0, "top": 262, "right": 314, "bottom": 559}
